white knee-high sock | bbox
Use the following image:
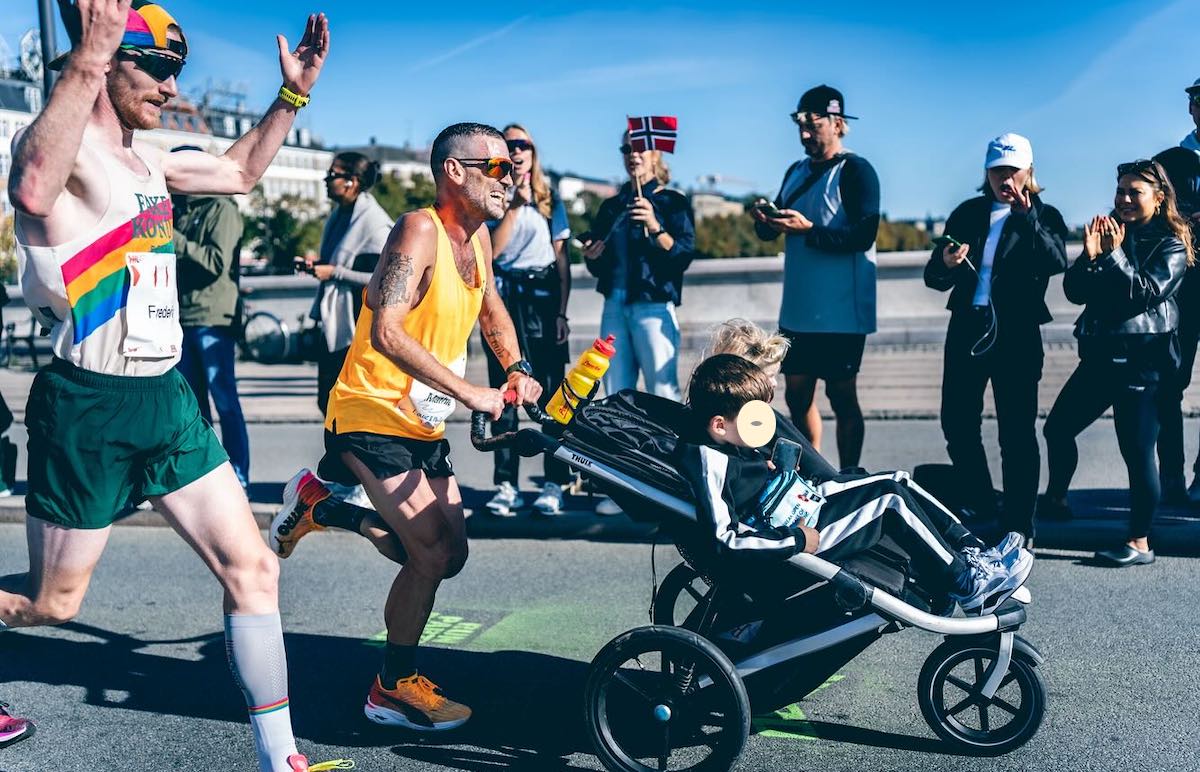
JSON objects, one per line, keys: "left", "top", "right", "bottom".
{"left": 225, "top": 613, "right": 300, "bottom": 772}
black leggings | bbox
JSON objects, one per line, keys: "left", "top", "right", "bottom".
{"left": 1044, "top": 357, "right": 1163, "bottom": 540}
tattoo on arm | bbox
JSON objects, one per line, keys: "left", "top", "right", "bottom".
{"left": 483, "top": 325, "right": 513, "bottom": 364}
{"left": 379, "top": 251, "right": 414, "bottom": 307}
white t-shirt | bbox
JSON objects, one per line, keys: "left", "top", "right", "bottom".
{"left": 488, "top": 194, "right": 570, "bottom": 272}
{"left": 972, "top": 202, "right": 1011, "bottom": 307}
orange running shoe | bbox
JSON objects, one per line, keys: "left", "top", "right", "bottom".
{"left": 363, "top": 673, "right": 471, "bottom": 731}
{"left": 269, "top": 469, "right": 330, "bottom": 558}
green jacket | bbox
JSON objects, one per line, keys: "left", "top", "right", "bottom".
{"left": 173, "top": 195, "right": 243, "bottom": 328}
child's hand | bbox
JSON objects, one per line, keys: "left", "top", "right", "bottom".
{"left": 800, "top": 525, "right": 820, "bottom": 554}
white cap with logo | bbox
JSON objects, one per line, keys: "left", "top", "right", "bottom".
{"left": 985, "top": 133, "right": 1034, "bottom": 170}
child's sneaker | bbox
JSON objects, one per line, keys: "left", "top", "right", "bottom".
{"left": 485, "top": 482, "right": 519, "bottom": 517}
{"left": 364, "top": 673, "right": 471, "bottom": 731}
{"left": 953, "top": 547, "right": 1034, "bottom": 614}
{"left": 532, "top": 483, "right": 564, "bottom": 516}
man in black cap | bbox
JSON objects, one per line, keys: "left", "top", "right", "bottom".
{"left": 752, "top": 84, "right": 881, "bottom": 472}
{"left": 1154, "top": 77, "right": 1200, "bottom": 505}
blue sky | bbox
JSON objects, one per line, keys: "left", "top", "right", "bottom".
{"left": 3, "top": 0, "right": 1197, "bottom": 225}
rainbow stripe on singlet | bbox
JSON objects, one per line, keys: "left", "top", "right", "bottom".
{"left": 61, "top": 197, "right": 174, "bottom": 344}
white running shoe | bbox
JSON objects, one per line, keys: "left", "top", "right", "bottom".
{"left": 953, "top": 547, "right": 1034, "bottom": 614}
{"left": 532, "top": 482, "right": 564, "bottom": 516}
{"left": 594, "top": 497, "right": 623, "bottom": 517}
{"left": 964, "top": 531, "right": 1025, "bottom": 570}
{"left": 486, "top": 482, "right": 520, "bottom": 517}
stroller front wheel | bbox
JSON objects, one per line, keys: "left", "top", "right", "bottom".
{"left": 584, "top": 625, "right": 751, "bottom": 772}
{"left": 917, "top": 635, "right": 1046, "bottom": 756}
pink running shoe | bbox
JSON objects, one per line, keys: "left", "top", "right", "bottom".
{"left": 0, "top": 702, "right": 34, "bottom": 748}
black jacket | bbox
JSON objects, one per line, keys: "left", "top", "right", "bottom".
{"left": 584, "top": 181, "right": 696, "bottom": 305}
{"left": 1064, "top": 219, "right": 1189, "bottom": 337}
{"left": 924, "top": 194, "right": 1068, "bottom": 327}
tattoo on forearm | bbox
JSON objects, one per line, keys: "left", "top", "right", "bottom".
{"left": 379, "top": 251, "right": 414, "bottom": 307}
{"left": 483, "top": 326, "right": 512, "bottom": 362}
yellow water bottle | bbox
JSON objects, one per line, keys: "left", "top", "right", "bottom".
{"left": 545, "top": 335, "right": 617, "bottom": 424}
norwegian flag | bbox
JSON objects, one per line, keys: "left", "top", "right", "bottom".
{"left": 627, "top": 115, "right": 678, "bottom": 154}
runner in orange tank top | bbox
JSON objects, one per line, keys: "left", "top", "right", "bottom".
{"left": 270, "top": 122, "right": 542, "bottom": 731}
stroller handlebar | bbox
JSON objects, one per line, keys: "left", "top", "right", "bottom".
{"left": 470, "top": 391, "right": 556, "bottom": 453}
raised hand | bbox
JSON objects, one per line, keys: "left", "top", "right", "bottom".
{"left": 1009, "top": 185, "right": 1033, "bottom": 214}
{"left": 1083, "top": 216, "right": 1102, "bottom": 260}
{"left": 76, "top": 0, "right": 133, "bottom": 66}
{"left": 1099, "top": 216, "right": 1125, "bottom": 254}
{"left": 277, "top": 12, "right": 330, "bottom": 96}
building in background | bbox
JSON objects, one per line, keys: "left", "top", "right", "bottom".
{"left": 334, "top": 138, "right": 431, "bottom": 183}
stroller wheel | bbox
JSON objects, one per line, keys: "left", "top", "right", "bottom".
{"left": 584, "top": 625, "right": 751, "bottom": 772}
{"left": 917, "top": 636, "right": 1046, "bottom": 755}
{"left": 652, "top": 564, "right": 713, "bottom": 629}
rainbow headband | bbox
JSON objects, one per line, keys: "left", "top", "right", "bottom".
{"left": 51, "top": 0, "right": 187, "bottom": 70}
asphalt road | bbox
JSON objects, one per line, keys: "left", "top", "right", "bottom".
{"left": 2, "top": 419, "right": 1200, "bottom": 771}
{"left": 2, "top": 529, "right": 1199, "bottom": 772}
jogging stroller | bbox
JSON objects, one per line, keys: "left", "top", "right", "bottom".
{"left": 471, "top": 390, "right": 1046, "bottom": 772}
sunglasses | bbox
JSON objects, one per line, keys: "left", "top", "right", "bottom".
{"left": 455, "top": 157, "right": 514, "bottom": 179}
{"left": 116, "top": 46, "right": 185, "bottom": 82}
{"left": 324, "top": 172, "right": 354, "bottom": 183}
{"left": 1117, "top": 159, "right": 1165, "bottom": 185}
{"left": 790, "top": 111, "right": 829, "bottom": 127}
{"left": 1191, "top": 94, "right": 1200, "bottom": 106}
{"left": 506, "top": 139, "right": 534, "bottom": 153}
{"left": 619, "top": 144, "right": 637, "bottom": 155}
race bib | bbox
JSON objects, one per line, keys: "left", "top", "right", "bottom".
{"left": 402, "top": 354, "right": 467, "bottom": 430}
{"left": 122, "top": 251, "right": 181, "bottom": 358}
{"left": 750, "top": 470, "right": 825, "bottom": 531}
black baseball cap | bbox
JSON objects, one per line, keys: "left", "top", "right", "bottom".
{"left": 794, "top": 84, "right": 858, "bottom": 120}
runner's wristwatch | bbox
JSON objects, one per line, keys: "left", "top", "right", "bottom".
{"left": 505, "top": 360, "right": 534, "bottom": 377}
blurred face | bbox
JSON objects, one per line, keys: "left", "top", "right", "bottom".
{"left": 987, "top": 166, "right": 1031, "bottom": 204}
{"left": 621, "top": 135, "right": 657, "bottom": 183}
{"left": 1114, "top": 174, "right": 1164, "bottom": 225}
{"left": 504, "top": 128, "right": 534, "bottom": 180}
{"left": 795, "top": 112, "right": 842, "bottom": 160}
{"left": 456, "top": 135, "right": 514, "bottom": 220}
{"left": 105, "top": 30, "right": 184, "bottom": 131}
{"left": 325, "top": 161, "right": 357, "bottom": 204}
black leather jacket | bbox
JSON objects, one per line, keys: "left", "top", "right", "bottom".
{"left": 1064, "top": 219, "right": 1189, "bottom": 337}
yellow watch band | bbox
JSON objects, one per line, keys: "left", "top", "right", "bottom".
{"left": 278, "top": 85, "right": 310, "bottom": 109}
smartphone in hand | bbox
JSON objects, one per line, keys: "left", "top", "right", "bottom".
{"left": 770, "top": 438, "right": 803, "bottom": 473}
{"left": 933, "top": 235, "right": 963, "bottom": 250}
{"left": 756, "top": 201, "right": 787, "bottom": 219}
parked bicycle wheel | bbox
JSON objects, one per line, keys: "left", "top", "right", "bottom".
{"left": 240, "top": 310, "right": 292, "bottom": 364}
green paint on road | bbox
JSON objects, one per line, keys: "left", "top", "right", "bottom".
{"left": 753, "top": 674, "right": 846, "bottom": 741}
{"left": 364, "top": 611, "right": 493, "bottom": 648}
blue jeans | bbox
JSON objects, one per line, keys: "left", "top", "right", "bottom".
{"left": 177, "top": 326, "right": 250, "bottom": 488}
{"left": 600, "top": 290, "right": 682, "bottom": 400}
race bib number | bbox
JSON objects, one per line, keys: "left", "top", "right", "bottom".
{"left": 401, "top": 354, "right": 467, "bottom": 430}
{"left": 751, "top": 470, "right": 825, "bottom": 531}
{"left": 122, "top": 251, "right": 181, "bottom": 358}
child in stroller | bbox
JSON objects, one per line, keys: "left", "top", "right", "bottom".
{"left": 677, "top": 353, "right": 1034, "bottom": 617}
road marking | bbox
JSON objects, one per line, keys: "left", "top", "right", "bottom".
{"left": 753, "top": 674, "right": 845, "bottom": 740}
{"left": 364, "top": 611, "right": 493, "bottom": 648}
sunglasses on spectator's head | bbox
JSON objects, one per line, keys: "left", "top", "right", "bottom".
{"left": 1117, "top": 159, "right": 1165, "bottom": 185}
{"left": 455, "top": 157, "right": 514, "bottom": 179}
{"left": 506, "top": 139, "right": 534, "bottom": 153}
{"left": 116, "top": 46, "right": 185, "bottom": 82}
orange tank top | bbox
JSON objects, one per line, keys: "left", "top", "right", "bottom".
{"left": 325, "top": 207, "right": 485, "bottom": 440}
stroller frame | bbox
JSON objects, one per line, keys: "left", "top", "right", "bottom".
{"left": 471, "top": 401, "right": 1047, "bottom": 771}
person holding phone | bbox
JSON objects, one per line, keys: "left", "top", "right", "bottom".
{"left": 752, "top": 84, "right": 880, "bottom": 473}
{"left": 300, "top": 151, "right": 393, "bottom": 415}
{"left": 580, "top": 131, "right": 696, "bottom": 515}
{"left": 1040, "top": 159, "right": 1192, "bottom": 566}
{"left": 923, "top": 134, "right": 1068, "bottom": 544}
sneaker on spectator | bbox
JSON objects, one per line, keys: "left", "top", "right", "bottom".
{"left": 532, "top": 483, "right": 564, "bottom": 516}
{"left": 486, "top": 482, "right": 520, "bottom": 517}
{"left": 595, "top": 497, "right": 623, "bottom": 517}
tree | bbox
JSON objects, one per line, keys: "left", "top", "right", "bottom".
{"left": 371, "top": 171, "right": 436, "bottom": 220}
{"left": 0, "top": 213, "right": 16, "bottom": 284}
{"left": 242, "top": 187, "right": 325, "bottom": 273}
